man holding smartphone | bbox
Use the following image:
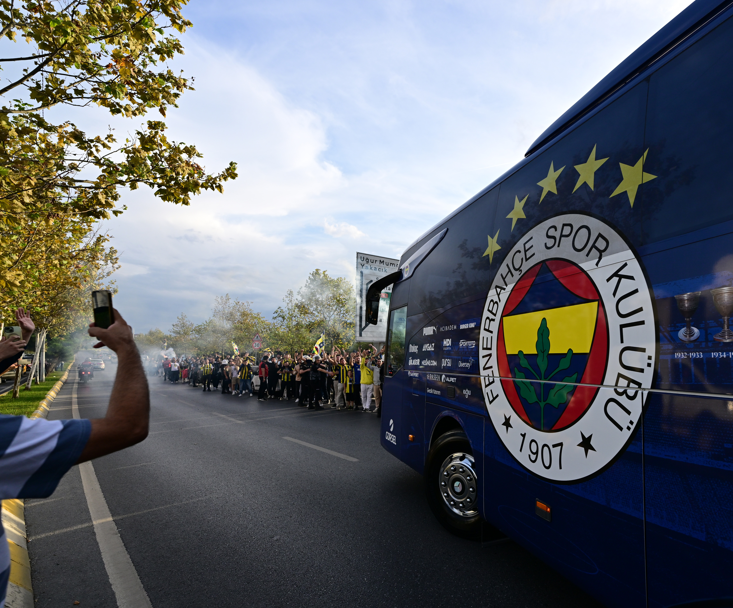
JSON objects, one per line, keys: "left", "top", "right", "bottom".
{"left": 0, "top": 306, "right": 150, "bottom": 608}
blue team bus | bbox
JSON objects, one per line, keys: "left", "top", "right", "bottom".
{"left": 365, "top": 1, "right": 733, "bottom": 606}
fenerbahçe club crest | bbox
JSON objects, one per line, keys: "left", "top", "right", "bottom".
{"left": 480, "top": 214, "right": 656, "bottom": 483}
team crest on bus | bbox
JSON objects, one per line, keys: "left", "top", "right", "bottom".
{"left": 480, "top": 213, "right": 656, "bottom": 483}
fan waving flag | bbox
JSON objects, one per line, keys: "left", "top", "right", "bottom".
{"left": 313, "top": 334, "right": 324, "bottom": 355}
{"left": 232, "top": 341, "right": 239, "bottom": 355}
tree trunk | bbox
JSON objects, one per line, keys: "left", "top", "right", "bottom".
{"left": 40, "top": 330, "right": 46, "bottom": 382}
{"left": 25, "top": 330, "right": 45, "bottom": 389}
{"left": 12, "top": 363, "right": 21, "bottom": 398}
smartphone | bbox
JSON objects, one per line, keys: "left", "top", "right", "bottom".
{"left": 2, "top": 326, "right": 21, "bottom": 339}
{"left": 92, "top": 290, "right": 115, "bottom": 329}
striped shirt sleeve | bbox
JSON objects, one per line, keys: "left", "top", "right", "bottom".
{"left": 0, "top": 416, "right": 91, "bottom": 500}
{"left": 1, "top": 415, "right": 90, "bottom": 607}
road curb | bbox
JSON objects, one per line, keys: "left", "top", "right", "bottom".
{"left": 3, "top": 361, "right": 74, "bottom": 608}
{"left": 30, "top": 364, "right": 73, "bottom": 420}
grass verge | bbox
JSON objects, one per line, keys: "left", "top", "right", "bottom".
{"left": 0, "top": 371, "right": 65, "bottom": 417}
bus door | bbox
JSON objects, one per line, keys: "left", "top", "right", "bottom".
{"left": 381, "top": 306, "right": 427, "bottom": 473}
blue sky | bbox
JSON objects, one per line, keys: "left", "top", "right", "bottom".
{"left": 100, "top": 0, "right": 693, "bottom": 333}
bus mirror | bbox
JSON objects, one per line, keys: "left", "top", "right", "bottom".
{"left": 364, "top": 269, "right": 403, "bottom": 326}
{"left": 366, "top": 295, "right": 381, "bottom": 325}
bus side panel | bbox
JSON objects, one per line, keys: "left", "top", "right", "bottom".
{"left": 638, "top": 11, "right": 733, "bottom": 605}
{"left": 380, "top": 372, "right": 427, "bottom": 473}
{"left": 480, "top": 382, "right": 646, "bottom": 608}
{"left": 643, "top": 391, "right": 733, "bottom": 607}
{"left": 381, "top": 369, "right": 406, "bottom": 460}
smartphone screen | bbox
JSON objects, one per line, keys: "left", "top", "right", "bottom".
{"left": 92, "top": 290, "right": 114, "bottom": 329}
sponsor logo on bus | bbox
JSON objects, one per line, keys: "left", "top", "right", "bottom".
{"left": 385, "top": 419, "right": 397, "bottom": 445}
{"left": 422, "top": 343, "right": 434, "bottom": 351}
{"left": 462, "top": 388, "right": 472, "bottom": 397}
{"left": 459, "top": 340, "right": 476, "bottom": 349}
{"left": 460, "top": 321, "right": 477, "bottom": 330}
{"left": 427, "top": 373, "right": 441, "bottom": 381}
{"left": 408, "top": 357, "right": 420, "bottom": 366}
{"left": 408, "top": 371, "right": 420, "bottom": 378}
{"left": 440, "top": 324, "right": 457, "bottom": 332}
{"left": 421, "top": 359, "right": 438, "bottom": 366}
{"left": 480, "top": 213, "right": 656, "bottom": 483}
{"left": 442, "top": 359, "right": 452, "bottom": 367}
{"left": 409, "top": 344, "right": 418, "bottom": 353}
{"left": 441, "top": 375, "right": 457, "bottom": 383}
{"left": 443, "top": 338, "right": 452, "bottom": 348}
{"left": 423, "top": 326, "right": 436, "bottom": 336}
{"left": 427, "top": 388, "right": 441, "bottom": 395}
{"left": 458, "top": 360, "right": 472, "bottom": 369}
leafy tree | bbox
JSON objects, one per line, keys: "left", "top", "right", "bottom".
{"left": 212, "top": 294, "right": 269, "bottom": 354}
{"left": 0, "top": 0, "right": 237, "bottom": 321}
{"left": 133, "top": 327, "right": 167, "bottom": 353}
{"left": 168, "top": 312, "right": 194, "bottom": 352}
{"left": 191, "top": 317, "right": 223, "bottom": 355}
{"left": 296, "top": 269, "right": 355, "bottom": 351}
{"left": 266, "top": 289, "right": 313, "bottom": 355}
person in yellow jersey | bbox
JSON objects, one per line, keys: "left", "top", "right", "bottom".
{"left": 201, "top": 358, "right": 213, "bottom": 392}
{"left": 359, "top": 350, "right": 375, "bottom": 412}
{"left": 333, "top": 355, "right": 351, "bottom": 410}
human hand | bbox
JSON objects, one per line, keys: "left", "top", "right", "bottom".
{"left": 0, "top": 335, "right": 26, "bottom": 361}
{"left": 16, "top": 308, "right": 35, "bottom": 341}
{"left": 88, "top": 308, "right": 134, "bottom": 353}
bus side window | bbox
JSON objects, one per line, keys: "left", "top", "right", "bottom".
{"left": 386, "top": 306, "right": 407, "bottom": 376}
{"left": 642, "top": 13, "right": 733, "bottom": 244}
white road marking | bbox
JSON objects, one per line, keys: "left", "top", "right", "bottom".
{"left": 25, "top": 497, "right": 67, "bottom": 507}
{"left": 72, "top": 380, "right": 153, "bottom": 608}
{"left": 30, "top": 494, "right": 216, "bottom": 541}
{"left": 282, "top": 437, "right": 359, "bottom": 462}
{"left": 108, "top": 462, "right": 155, "bottom": 471}
{"left": 148, "top": 410, "right": 327, "bottom": 435}
{"left": 212, "top": 412, "right": 243, "bottom": 424}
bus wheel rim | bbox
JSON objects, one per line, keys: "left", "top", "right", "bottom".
{"left": 438, "top": 452, "right": 478, "bottom": 518}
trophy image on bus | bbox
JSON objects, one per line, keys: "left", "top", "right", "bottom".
{"left": 674, "top": 291, "right": 701, "bottom": 342}
{"left": 712, "top": 286, "right": 733, "bottom": 343}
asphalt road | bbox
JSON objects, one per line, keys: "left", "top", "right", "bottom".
{"left": 24, "top": 353, "right": 602, "bottom": 608}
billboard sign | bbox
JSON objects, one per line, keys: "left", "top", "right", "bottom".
{"left": 355, "top": 252, "right": 399, "bottom": 343}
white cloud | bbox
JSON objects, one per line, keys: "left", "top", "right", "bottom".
{"left": 323, "top": 220, "right": 366, "bottom": 240}
{"left": 83, "top": 1, "right": 697, "bottom": 332}
{"left": 115, "top": 263, "right": 150, "bottom": 278}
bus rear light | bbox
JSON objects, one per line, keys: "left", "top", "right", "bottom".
{"left": 408, "top": 434, "right": 415, "bottom": 442}
{"left": 535, "top": 500, "right": 551, "bottom": 522}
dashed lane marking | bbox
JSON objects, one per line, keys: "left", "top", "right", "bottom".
{"left": 148, "top": 410, "right": 335, "bottom": 435}
{"left": 282, "top": 437, "right": 359, "bottom": 462}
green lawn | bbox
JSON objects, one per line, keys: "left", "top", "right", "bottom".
{"left": 0, "top": 371, "right": 67, "bottom": 417}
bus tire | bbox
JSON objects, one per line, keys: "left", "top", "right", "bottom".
{"left": 425, "top": 430, "right": 482, "bottom": 540}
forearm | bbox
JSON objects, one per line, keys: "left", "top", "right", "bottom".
{"left": 77, "top": 343, "right": 149, "bottom": 463}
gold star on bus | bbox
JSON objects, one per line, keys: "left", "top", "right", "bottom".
{"left": 506, "top": 195, "right": 528, "bottom": 231}
{"left": 610, "top": 149, "right": 657, "bottom": 208}
{"left": 537, "top": 161, "right": 565, "bottom": 203}
{"left": 573, "top": 144, "right": 608, "bottom": 193}
{"left": 483, "top": 230, "right": 501, "bottom": 263}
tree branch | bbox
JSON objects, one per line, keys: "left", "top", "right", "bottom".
{"left": 0, "top": 52, "right": 53, "bottom": 62}
{"left": 0, "top": 0, "right": 15, "bottom": 39}
{"left": 0, "top": 45, "right": 64, "bottom": 97}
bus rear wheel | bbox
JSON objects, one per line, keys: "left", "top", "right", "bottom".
{"left": 425, "top": 430, "right": 482, "bottom": 540}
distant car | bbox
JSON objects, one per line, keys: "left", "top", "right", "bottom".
{"left": 91, "top": 359, "right": 105, "bottom": 370}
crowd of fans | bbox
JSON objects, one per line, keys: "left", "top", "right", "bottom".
{"left": 149, "top": 345, "right": 386, "bottom": 416}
